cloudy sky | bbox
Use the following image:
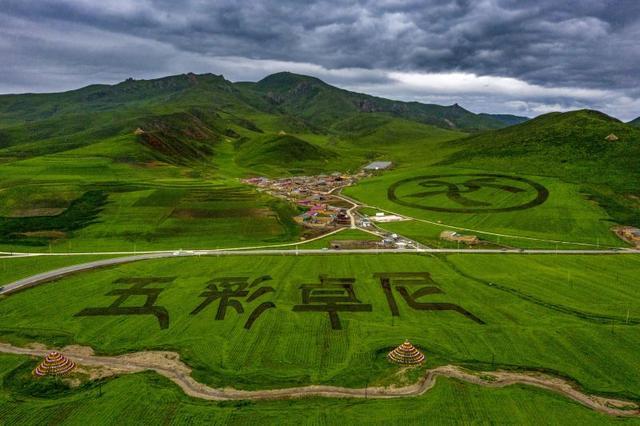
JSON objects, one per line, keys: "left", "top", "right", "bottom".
{"left": 2, "top": 0, "right": 639, "bottom": 120}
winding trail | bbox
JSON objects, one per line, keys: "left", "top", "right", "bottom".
{"left": 1, "top": 343, "right": 637, "bottom": 417}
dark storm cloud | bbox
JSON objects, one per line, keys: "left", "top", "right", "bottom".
{"left": 1, "top": 0, "right": 639, "bottom": 119}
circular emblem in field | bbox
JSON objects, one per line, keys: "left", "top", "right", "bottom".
{"left": 387, "top": 174, "right": 549, "bottom": 213}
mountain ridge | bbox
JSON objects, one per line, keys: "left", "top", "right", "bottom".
{"left": 0, "top": 71, "right": 524, "bottom": 131}
{"left": 0, "top": 71, "right": 528, "bottom": 166}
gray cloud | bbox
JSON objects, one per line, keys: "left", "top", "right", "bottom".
{"left": 1, "top": 0, "right": 639, "bottom": 119}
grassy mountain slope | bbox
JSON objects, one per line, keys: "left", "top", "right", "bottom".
{"left": 331, "top": 113, "right": 466, "bottom": 143}
{"left": 2, "top": 73, "right": 636, "bottom": 249}
{"left": 629, "top": 116, "right": 640, "bottom": 127}
{"left": 0, "top": 74, "right": 250, "bottom": 163}
{"left": 235, "top": 133, "right": 337, "bottom": 172}
{"left": 0, "top": 71, "right": 512, "bottom": 168}
{"left": 478, "top": 113, "right": 529, "bottom": 126}
{"left": 442, "top": 109, "right": 640, "bottom": 224}
{"left": 238, "top": 72, "right": 512, "bottom": 131}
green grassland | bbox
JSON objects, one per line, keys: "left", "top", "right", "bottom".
{"left": 0, "top": 355, "right": 632, "bottom": 426}
{"left": 0, "top": 73, "right": 475, "bottom": 252}
{"left": 441, "top": 110, "right": 640, "bottom": 228}
{"left": 346, "top": 166, "right": 623, "bottom": 248}
{"left": 1, "top": 72, "right": 640, "bottom": 424}
{"left": 0, "top": 254, "right": 639, "bottom": 401}
{"left": 344, "top": 110, "right": 640, "bottom": 248}
{"left": 1, "top": 74, "right": 637, "bottom": 252}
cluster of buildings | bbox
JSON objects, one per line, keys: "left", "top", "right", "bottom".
{"left": 242, "top": 162, "right": 419, "bottom": 250}
{"left": 243, "top": 172, "right": 361, "bottom": 198}
{"left": 243, "top": 172, "right": 362, "bottom": 230}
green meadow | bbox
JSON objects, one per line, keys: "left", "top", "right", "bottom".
{"left": 0, "top": 354, "right": 633, "bottom": 426}
{"left": 1, "top": 72, "right": 640, "bottom": 423}
{"left": 346, "top": 166, "right": 624, "bottom": 248}
{"left": 0, "top": 145, "right": 301, "bottom": 252}
{"left": 1, "top": 254, "right": 639, "bottom": 401}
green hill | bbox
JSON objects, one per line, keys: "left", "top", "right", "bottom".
{"left": 239, "top": 72, "right": 513, "bottom": 131}
{"left": 331, "top": 113, "right": 467, "bottom": 148}
{"left": 2, "top": 73, "right": 637, "bottom": 249}
{"left": 442, "top": 109, "right": 640, "bottom": 224}
{"left": 235, "top": 133, "right": 338, "bottom": 173}
{"left": 629, "top": 116, "right": 640, "bottom": 127}
{"left": 446, "top": 109, "right": 639, "bottom": 161}
{"left": 0, "top": 72, "right": 517, "bottom": 167}
{"left": 478, "top": 113, "right": 529, "bottom": 126}
{"left": 134, "top": 109, "right": 224, "bottom": 165}
{"left": 0, "top": 73, "right": 244, "bottom": 162}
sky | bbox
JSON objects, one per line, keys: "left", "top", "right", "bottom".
{"left": 1, "top": 0, "right": 639, "bottom": 120}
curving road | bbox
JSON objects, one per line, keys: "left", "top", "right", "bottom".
{"left": 1, "top": 247, "right": 638, "bottom": 296}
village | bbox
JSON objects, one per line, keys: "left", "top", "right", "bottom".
{"left": 242, "top": 161, "right": 489, "bottom": 250}
{"left": 242, "top": 162, "right": 423, "bottom": 250}
{"left": 242, "top": 171, "right": 361, "bottom": 231}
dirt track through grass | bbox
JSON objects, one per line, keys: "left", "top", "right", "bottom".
{"left": 1, "top": 342, "right": 637, "bottom": 417}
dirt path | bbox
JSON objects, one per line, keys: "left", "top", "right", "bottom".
{"left": 1, "top": 343, "right": 637, "bottom": 417}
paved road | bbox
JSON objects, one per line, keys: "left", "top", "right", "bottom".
{"left": 0, "top": 184, "right": 637, "bottom": 296}
{"left": 1, "top": 247, "right": 638, "bottom": 296}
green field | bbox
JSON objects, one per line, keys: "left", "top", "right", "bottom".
{"left": 0, "top": 155, "right": 301, "bottom": 252}
{"left": 0, "top": 354, "right": 633, "bottom": 425}
{"left": 1, "top": 75, "right": 636, "bottom": 252}
{"left": 346, "top": 166, "right": 624, "bottom": 248}
{"left": 1, "top": 73, "right": 640, "bottom": 423}
{"left": 1, "top": 254, "right": 639, "bottom": 401}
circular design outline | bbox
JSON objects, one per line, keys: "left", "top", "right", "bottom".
{"left": 387, "top": 173, "right": 549, "bottom": 213}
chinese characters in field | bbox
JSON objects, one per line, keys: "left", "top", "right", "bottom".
{"left": 76, "top": 273, "right": 483, "bottom": 329}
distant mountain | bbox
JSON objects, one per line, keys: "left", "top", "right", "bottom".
{"left": 0, "top": 73, "right": 239, "bottom": 161}
{"left": 629, "top": 116, "right": 640, "bottom": 127}
{"left": 442, "top": 109, "right": 640, "bottom": 225}
{"left": 478, "top": 113, "right": 529, "bottom": 126}
{"left": 0, "top": 71, "right": 521, "bottom": 165}
{"left": 241, "top": 72, "right": 510, "bottom": 131}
